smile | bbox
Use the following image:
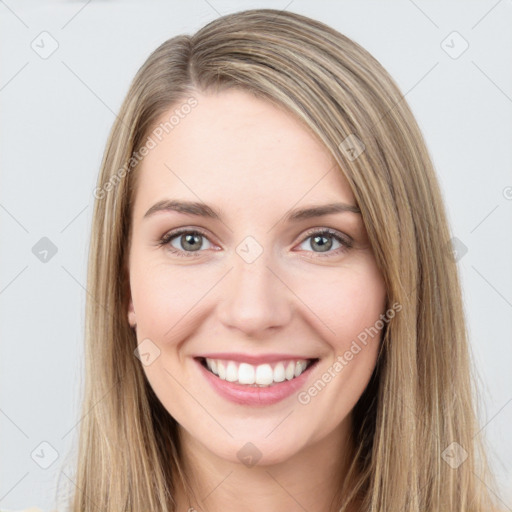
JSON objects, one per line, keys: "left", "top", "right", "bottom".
{"left": 194, "top": 355, "right": 319, "bottom": 406}
{"left": 201, "top": 357, "right": 315, "bottom": 387}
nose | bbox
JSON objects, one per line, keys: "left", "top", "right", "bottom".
{"left": 216, "top": 248, "right": 293, "bottom": 338}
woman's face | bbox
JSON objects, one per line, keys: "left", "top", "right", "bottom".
{"left": 127, "top": 88, "right": 387, "bottom": 466}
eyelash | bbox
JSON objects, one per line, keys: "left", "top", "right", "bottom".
{"left": 157, "top": 227, "right": 353, "bottom": 258}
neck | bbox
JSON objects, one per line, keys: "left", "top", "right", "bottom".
{"left": 172, "top": 416, "right": 359, "bottom": 512}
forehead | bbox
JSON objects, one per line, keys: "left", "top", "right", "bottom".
{"left": 133, "top": 89, "right": 356, "bottom": 217}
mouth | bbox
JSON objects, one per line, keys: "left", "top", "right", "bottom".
{"left": 197, "top": 356, "right": 318, "bottom": 387}
{"left": 194, "top": 355, "right": 319, "bottom": 406}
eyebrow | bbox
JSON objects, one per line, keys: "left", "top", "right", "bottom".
{"left": 143, "top": 199, "right": 361, "bottom": 222}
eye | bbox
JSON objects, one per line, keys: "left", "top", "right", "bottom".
{"left": 296, "top": 228, "right": 352, "bottom": 257}
{"left": 158, "top": 228, "right": 213, "bottom": 257}
{"left": 158, "top": 227, "right": 353, "bottom": 258}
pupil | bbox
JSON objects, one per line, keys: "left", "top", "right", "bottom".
{"left": 183, "top": 233, "right": 201, "bottom": 251}
{"left": 312, "top": 235, "right": 332, "bottom": 252}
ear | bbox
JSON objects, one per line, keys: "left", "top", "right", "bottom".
{"left": 127, "top": 294, "right": 137, "bottom": 328}
{"left": 123, "top": 256, "right": 136, "bottom": 329}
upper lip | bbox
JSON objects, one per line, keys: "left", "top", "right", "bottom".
{"left": 195, "top": 353, "right": 318, "bottom": 365}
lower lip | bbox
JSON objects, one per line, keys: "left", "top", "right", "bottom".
{"left": 195, "top": 358, "right": 318, "bottom": 406}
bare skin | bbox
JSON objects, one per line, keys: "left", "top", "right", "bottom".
{"left": 126, "top": 88, "right": 386, "bottom": 511}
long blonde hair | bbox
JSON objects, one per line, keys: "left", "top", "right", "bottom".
{"left": 69, "top": 8, "right": 500, "bottom": 511}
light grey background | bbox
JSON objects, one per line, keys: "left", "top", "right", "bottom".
{"left": 1, "top": 1, "right": 511, "bottom": 510}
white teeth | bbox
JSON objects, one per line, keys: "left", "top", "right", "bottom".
{"left": 294, "top": 360, "right": 307, "bottom": 378}
{"left": 226, "top": 361, "right": 238, "bottom": 382}
{"left": 217, "top": 361, "right": 226, "bottom": 380}
{"left": 203, "top": 357, "right": 313, "bottom": 386}
{"left": 238, "top": 363, "right": 255, "bottom": 384}
{"left": 273, "top": 362, "right": 286, "bottom": 382}
{"left": 285, "top": 361, "right": 295, "bottom": 380}
{"left": 255, "top": 364, "right": 274, "bottom": 385}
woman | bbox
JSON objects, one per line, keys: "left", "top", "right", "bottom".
{"left": 67, "top": 8, "right": 500, "bottom": 512}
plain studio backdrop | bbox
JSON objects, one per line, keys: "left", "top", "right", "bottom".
{"left": 1, "top": 0, "right": 511, "bottom": 510}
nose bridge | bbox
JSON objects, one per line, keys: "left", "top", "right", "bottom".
{"left": 217, "top": 236, "right": 291, "bottom": 336}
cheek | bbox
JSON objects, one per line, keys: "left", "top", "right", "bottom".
{"left": 130, "top": 259, "right": 209, "bottom": 339}
{"left": 294, "top": 261, "right": 387, "bottom": 347}
{"left": 131, "top": 250, "right": 387, "bottom": 347}
{"left": 294, "top": 264, "right": 386, "bottom": 420}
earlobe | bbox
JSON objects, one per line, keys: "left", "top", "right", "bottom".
{"left": 127, "top": 298, "right": 137, "bottom": 328}
{"left": 124, "top": 262, "right": 136, "bottom": 329}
